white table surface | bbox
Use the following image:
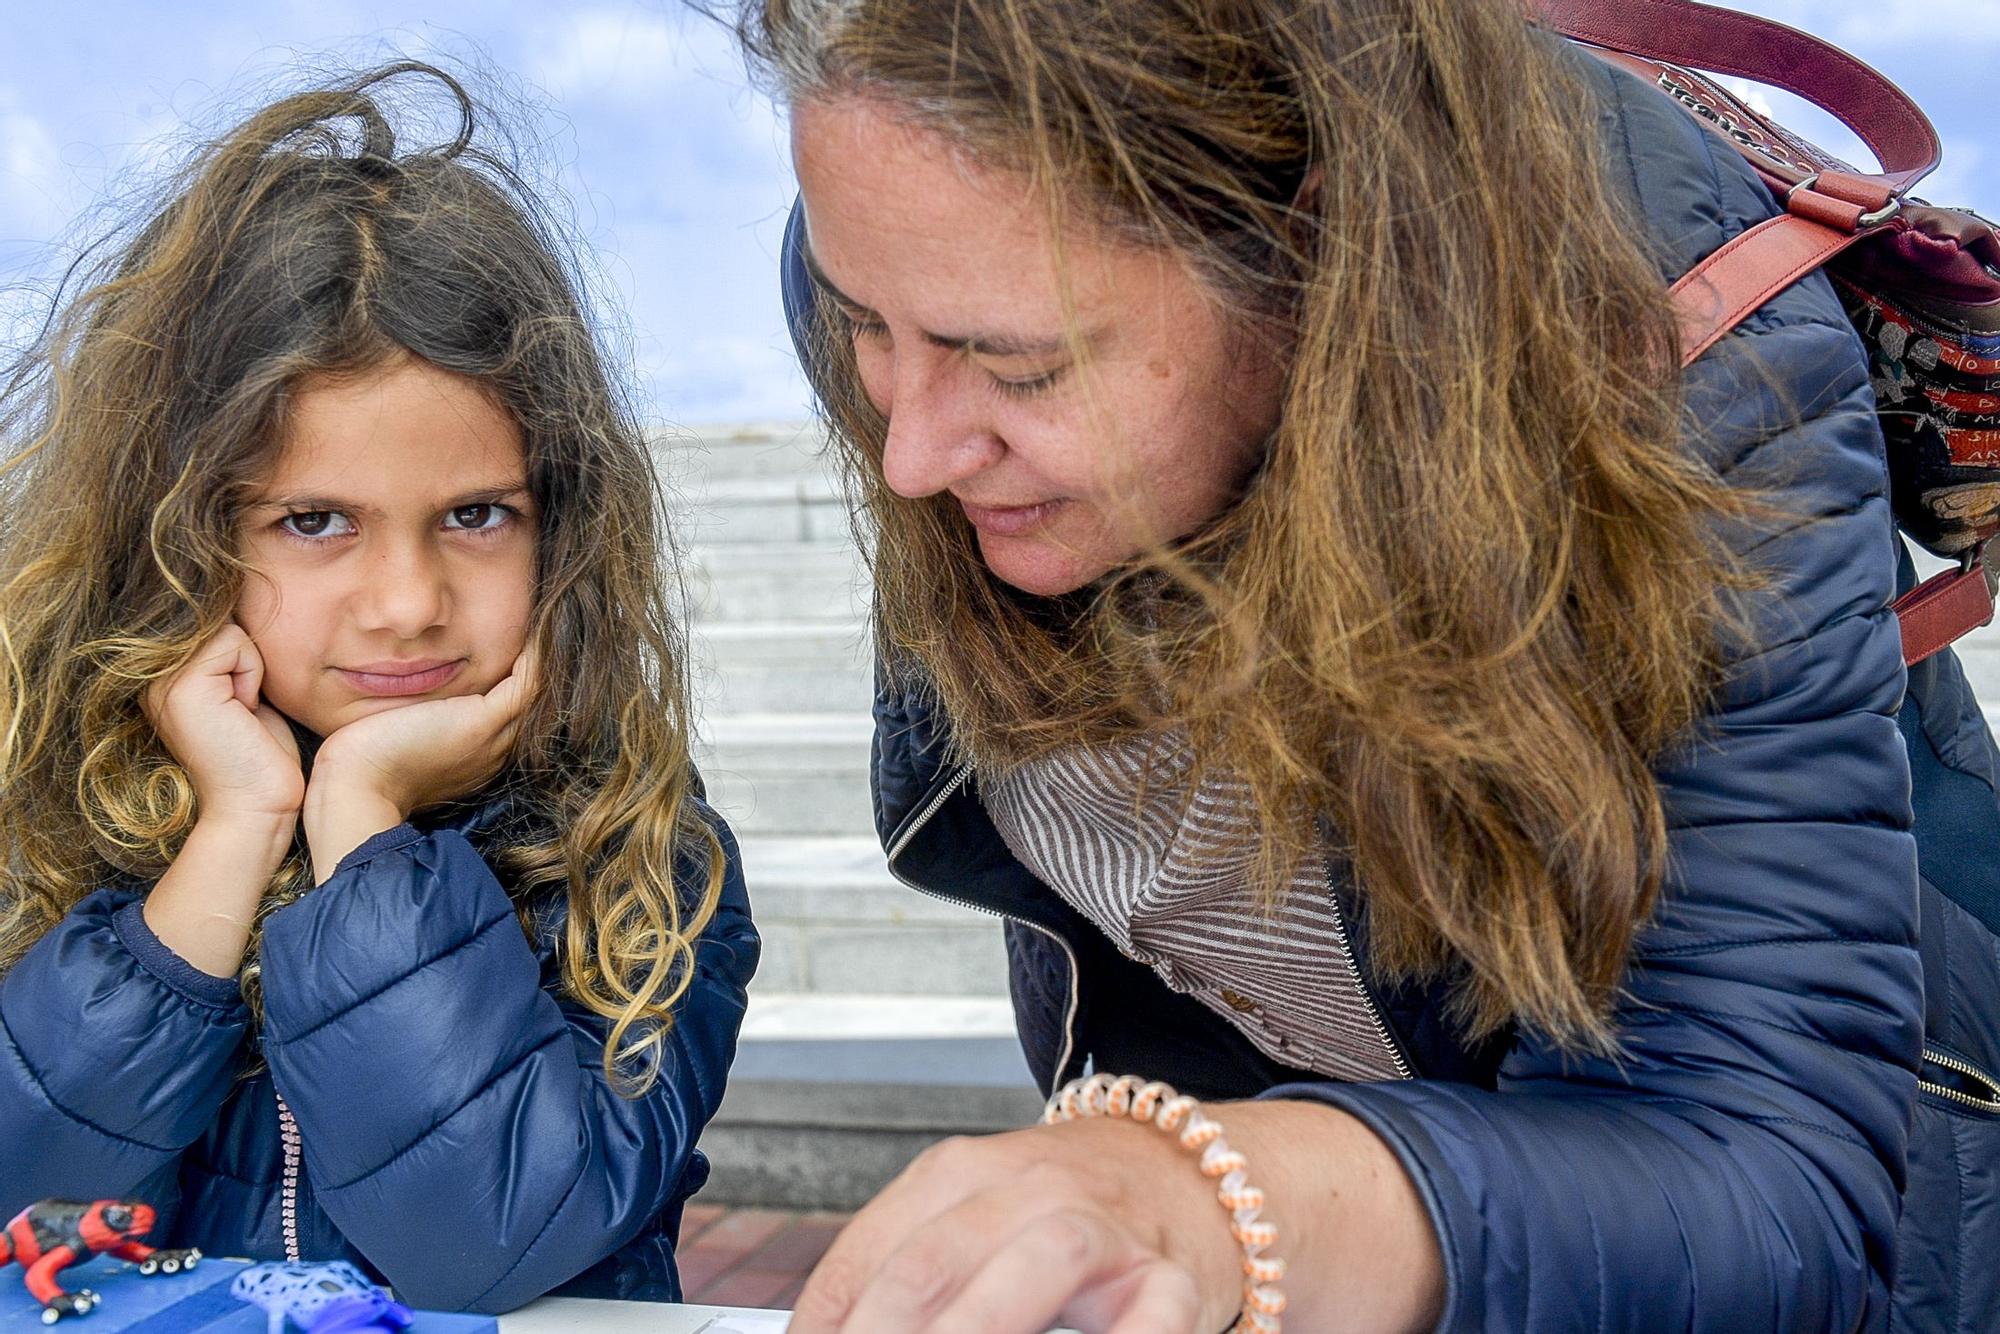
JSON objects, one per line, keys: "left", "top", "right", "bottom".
{"left": 497, "top": 1299, "right": 1080, "bottom": 1333}
{"left": 499, "top": 1298, "right": 790, "bottom": 1332}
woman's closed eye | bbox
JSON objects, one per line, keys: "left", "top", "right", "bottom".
{"left": 839, "top": 307, "right": 891, "bottom": 342}
{"left": 988, "top": 366, "right": 1065, "bottom": 399}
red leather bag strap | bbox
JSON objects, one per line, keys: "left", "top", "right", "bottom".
{"left": 1670, "top": 210, "right": 1873, "bottom": 363}
{"left": 1894, "top": 548, "right": 1996, "bottom": 667}
{"left": 1527, "top": 0, "right": 1941, "bottom": 191}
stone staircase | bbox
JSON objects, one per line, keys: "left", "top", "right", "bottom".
{"left": 667, "top": 422, "right": 1014, "bottom": 1002}
{"left": 660, "top": 422, "right": 2000, "bottom": 1209}
{"left": 662, "top": 423, "right": 1036, "bottom": 1211}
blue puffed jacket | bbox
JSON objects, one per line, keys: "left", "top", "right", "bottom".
{"left": 0, "top": 792, "right": 758, "bottom": 1313}
{"left": 782, "top": 41, "right": 2000, "bottom": 1334}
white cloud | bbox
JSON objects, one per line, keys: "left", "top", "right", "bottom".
{"left": 1830, "top": 0, "right": 2000, "bottom": 50}
{"left": 532, "top": 8, "right": 748, "bottom": 106}
{"left": 0, "top": 91, "right": 74, "bottom": 237}
{"left": 1914, "top": 138, "right": 1988, "bottom": 211}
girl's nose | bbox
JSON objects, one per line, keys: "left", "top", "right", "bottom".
{"left": 354, "top": 539, "right": 450, "bottom": 637}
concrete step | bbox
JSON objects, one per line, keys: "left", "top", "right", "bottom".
{"left": 675, "top": 474, "right": 853, "bottom": 548}
{"left": 655, "top": 421, "right": 833, "bottom": 486}
{"left": 685, "top": 542, "right": 869, "bottom": 624}
{"left": 697, "top": 714, "right": 874, "bottom": 838}
{"left": 1957, "top": 636, "right": 1998, "bottom": 703}
{"left": 737, "top": 835, "right": 1011, "bottom": 997}
{"left": 692, "top": 620, "right": 874, "bottom": 715}
{"left": 701, "top": 992, "right": 1042, "bottom": 1211}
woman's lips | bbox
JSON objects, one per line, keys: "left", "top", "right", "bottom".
{"left": 957, "top": 497, "right": 1066, "bottom": 537}
{"left": 335, "top": 659, "right": 465, "bottom": 696}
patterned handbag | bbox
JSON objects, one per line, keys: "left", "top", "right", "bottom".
{"left": 1532, "top": 0, "right": 2000, "bottom": 665}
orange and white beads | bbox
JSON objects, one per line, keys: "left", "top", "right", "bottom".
{"left": 1044, "top": 1073, "right": 1288, "bottom": 1334}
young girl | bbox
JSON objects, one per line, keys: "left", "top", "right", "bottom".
{"left": 0, "top": 63, "right": 757, "bottom": 1313}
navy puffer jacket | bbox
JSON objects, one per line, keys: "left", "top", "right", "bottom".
{"left": 782, "top": 43, "right": 2000, "bottom": 1334}
{"left": 0, "top": 793, "right": 757, "bottom": 1312}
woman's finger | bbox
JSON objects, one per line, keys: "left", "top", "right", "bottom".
{"left": 828, "top": 1186, "right": 1059, "bottom": 1333}
{"left": 1096, "top": 1259, "right": 1206, "bottom": 1334}
{"left": 789, "top": 1138, "right": 998, "bottom": 1332}
{"left": 925, "top": 1207, "right": 1202, "bottom": 1334}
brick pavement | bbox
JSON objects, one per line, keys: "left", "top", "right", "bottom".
{"left": 677, "top": 1204, "right": 851, "bottom": 1311}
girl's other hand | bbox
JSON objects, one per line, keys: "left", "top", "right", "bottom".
{"left": 303, "top": 649, "right": 535, "bottom": 879}
{"left": 144, "top": 624, "right": 305, "bottom": 823}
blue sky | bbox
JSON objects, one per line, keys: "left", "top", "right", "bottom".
{"left": 2, "top": 1, "right": 1994, "bottom": 425}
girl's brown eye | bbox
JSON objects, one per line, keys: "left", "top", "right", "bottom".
{"left": 445, "top": 503, "right": 513, "bottom": 532}
{"left": 279, "top": 511, "right": 349, "bottom": 539}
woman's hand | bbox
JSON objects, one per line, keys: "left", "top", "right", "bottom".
{"left": 144, "top": 624, "right": 304, "bottom": 823}
{"left": 792, "top": 1099, "right": 1446, "bottom": 1334}
{"left": 302, "top": 650, "right": 534, "bottom": 879}
{"left": 790, "top": 1115, "right": 1243, "bottom": 1334}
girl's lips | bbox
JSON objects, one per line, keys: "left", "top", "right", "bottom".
{"left": 958, "top": 497, "right": 1066, "bottom": 537}
{"left": 335, "top": 659, "right": 464, "bottom": 696}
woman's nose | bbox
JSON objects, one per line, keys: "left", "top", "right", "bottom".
{"left": 871, "top": 350, "right": 1006, "bottom": 499}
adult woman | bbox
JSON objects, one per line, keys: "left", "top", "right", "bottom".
{"left": 738, "top": 0, "right": 1997, "bottom": 1328}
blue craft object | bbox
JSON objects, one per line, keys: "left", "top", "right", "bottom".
{"left": 0, "top": 1256, "right": 494, "bottom": 1333}
{"left": 228, "top": 1264, "right": 413, "bottom": 1334}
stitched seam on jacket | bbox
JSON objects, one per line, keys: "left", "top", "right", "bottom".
{"left": 1672, "top": 815, "right": 1907, "bottom": 833}
{"left": 468, "top": 1153, "right": 589, "bottom": 1310}
{"left": 663, "top": 1005, "right": 708, "bottom": 1115}
{"left": 320, "top": 1027, "right": 564, "bottom": 1190}
{"left": 1724, "top": 605, "right": 1897, "bottom": 671}
{"left": 185, "top": 1158, "right": 272, "bottom": 1186}
{"left": 1634, "top": 1094, "right": 1878, "bottom": 1155}
{"left": 1738, "top": 496, "right": 1888, "bottom": 557}
{"left": 1641, "top": 934, "right": 1906, "bottom": 959}
{"left": 1727, "top": 1110, "right": 1874, "bottom": 1154}
{"left": 1688, "top": 89, "right": 1731, "bottom": 230}
{"left": 1950, "top": 1110, "right": 1966, "bottom": 1332}
{"left": 0, "top": 1009, "right": 178, "bottom": 1153}
{"left": 268, "top": 909, "right": 513, "bottom": 1045}
{"left": 1651, "top": 997, "right": 1901, "bottom": 1040}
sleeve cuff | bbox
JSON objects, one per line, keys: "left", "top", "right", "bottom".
{"left": 330, "top": 822, "right": 426, "bottom": 879}
{"left": 1259, "top": 1080, "right": 1461, "bottom": 1333}
{"left": 111, "top": 900, "right": 246, "bottom": 1011}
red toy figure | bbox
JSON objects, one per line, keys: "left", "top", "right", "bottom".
{"left": 0, "top": 1199, "right": 201, "bottom": 1323}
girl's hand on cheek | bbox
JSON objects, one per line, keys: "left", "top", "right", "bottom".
{"left": 144, "top": 625, "right": 304, "bottom": 829}
{"left": 789, "top": 1117, "right": 1242, "bottom": 1334}
{"left": 303, "top": 649, "right": 535, "bottom": 880}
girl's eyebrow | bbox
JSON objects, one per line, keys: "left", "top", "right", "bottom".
{"left": 803, "top": 241, "right": 1083, "bottom": 360}
{"left": 250, "top": 484, "right": 531, "bottom": 515}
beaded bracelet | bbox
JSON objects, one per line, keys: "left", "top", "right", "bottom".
{"left": 1043, "top": 1073, "right": 1286, "bottom": 1334}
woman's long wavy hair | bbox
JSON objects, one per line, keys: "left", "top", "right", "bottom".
{"left": 735, "top": 0, "right": 1755, "bottom": 1048}
{"left": 0, "top": 63, "right": 721, "bottom": 1091}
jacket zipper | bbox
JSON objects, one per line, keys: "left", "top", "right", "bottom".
{"left": 1322, "top": 862, "right": 1416, "bottom": 1081}
{"left": 884, "top": 764, "right": 1084, "bottom": 1090}
{"left": 1920, "top": 1044, "right": 2000, "bottom": 1114}
{"left": 275, "top": 1090, "right": 304, "bottom": 1261}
